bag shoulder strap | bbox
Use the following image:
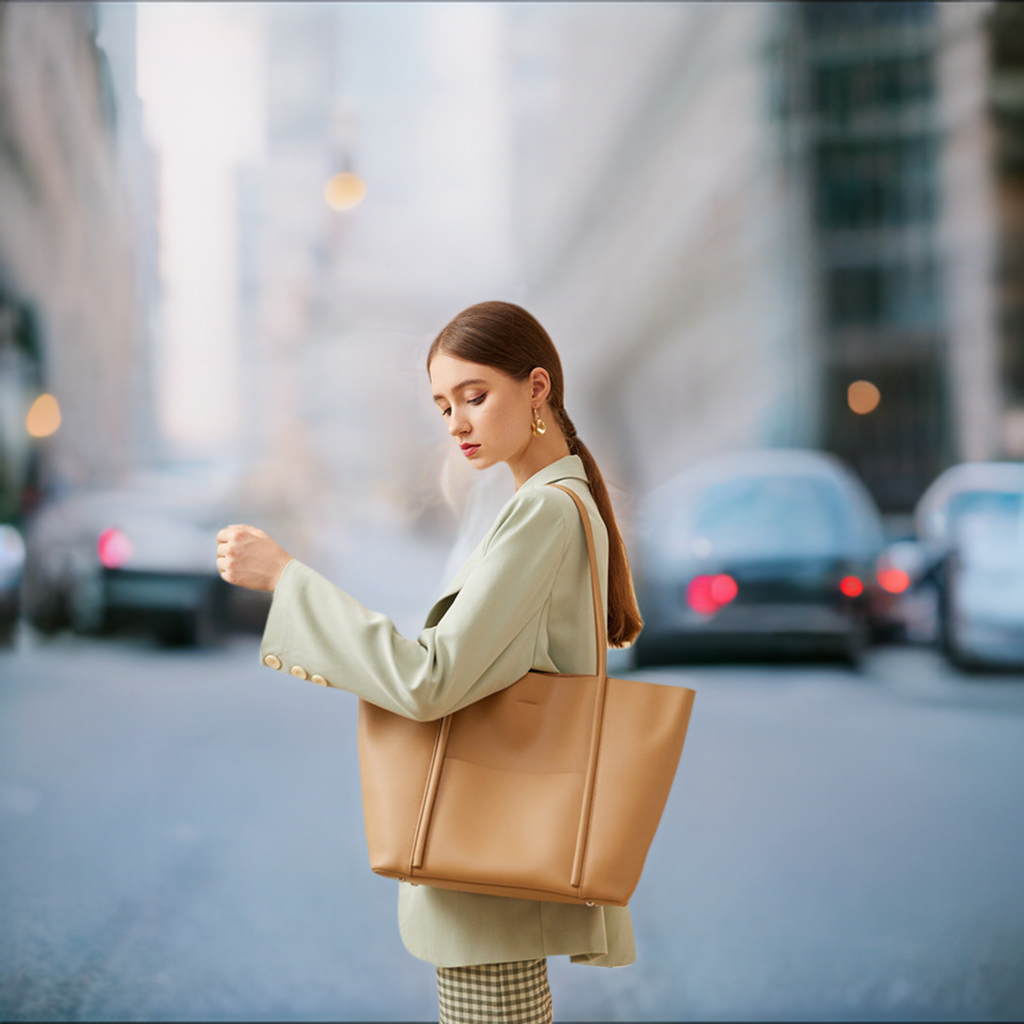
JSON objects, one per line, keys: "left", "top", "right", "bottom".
{"left": 545, "top": 481, "right": 612, "bottom": 891}
{"left": 545, "top": 482, "right": 608, "bottom": 680}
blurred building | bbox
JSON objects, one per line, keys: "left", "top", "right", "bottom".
{"left": 0, "top": 1, "right": 154, "bottom": 524}
{"left": 26, "top": 0, "right": 1009, "bottom": 581}
{"left": 94, "top": 2, "right": 161, "bottom": 474}
{"left": 781, "top": 0, "right": 1024, "bottom": 509}
{"left": 986, "top": 1, "right": 1024, "bottom": 458}
{"left": 508, "top": 1, "right": 1023, "bottom": 519}
{"left": 507, "top": 2, "right": 815, "bottom": 522}
{"left": 772, "top": 1, "right": 953, "bottom": 512}
{"left": 231, "top": 2, "right": 519, "bottom": 570}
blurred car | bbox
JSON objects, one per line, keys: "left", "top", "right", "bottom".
{"left": 911, "top": 461, "right": 1024, "bottom": 660}
{"left": 0, "top": 523, "right": 26, "bottom": 646}
{"left": 631, "top": 449, "right": 896, "bottom": 666}
{"left": 915, "top": 460, "right": 1024, "bottom": 555}
{"left": 21, "top": 486, "right": 232, "bottom": 646}
{"left": 871, "top": 535, "right": 938, "bottom": 644}
{"left": 940, "top": 505, "right": 1024, "bottom": 668}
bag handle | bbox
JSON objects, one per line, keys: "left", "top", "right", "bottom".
{"left": 545, "top": 483, "right": 608, "bottom": 676}
{"left": 546, "top": 483, "right": 608, "bottom": 890}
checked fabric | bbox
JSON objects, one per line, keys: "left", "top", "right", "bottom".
{"left": 436, "top": 958, "right": 553, "bottom": 1024}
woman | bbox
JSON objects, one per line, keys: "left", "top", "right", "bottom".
{"left": 216, "top": 300, "right": 644, "bottom": 1023}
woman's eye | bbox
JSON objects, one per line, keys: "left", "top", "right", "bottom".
{"left": 439, "top": 394, "right": 486, "bottom": 416}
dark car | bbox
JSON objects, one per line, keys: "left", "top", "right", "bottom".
{"left": 20, "top": 484, "right": 234, "bottom": 646}
{"left": 631, "top": 449, "right": 893, "bottom": 666}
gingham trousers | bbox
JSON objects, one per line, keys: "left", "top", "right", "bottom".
{"left": 436, "top": 958, "right": 553, "bottom": 1024}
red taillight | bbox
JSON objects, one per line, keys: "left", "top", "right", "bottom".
{"left": 98, "top": 528, "right": 133, "bottom": 568}
{"left": 687, "top": 573, "right": 738, "bottom": 615}
{"left": 876, "top": 567, "right": 910, "bottom": 594}
{"left": 710, "top": 574, "right": 738, "bottom": 604}
{"left": 840, "top": 575, "right": 863, "bottom": 597}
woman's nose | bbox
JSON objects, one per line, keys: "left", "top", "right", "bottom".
{"left": 448, "top": 408, "right": 470, "bottom": 435}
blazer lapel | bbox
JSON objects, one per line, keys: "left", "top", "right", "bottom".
{"left": 422, "top": 538, "right": 486, "bottom": 627}
{"left": 421, "top": 455, "right": 591, "bottom": 629}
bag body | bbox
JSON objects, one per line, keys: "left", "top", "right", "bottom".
{"left": 357, "top": 482, "right": 695, "bottom": 906}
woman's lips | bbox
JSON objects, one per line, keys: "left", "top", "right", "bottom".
{"left": 461, "top": 444, "right": 480, "bottom": 457}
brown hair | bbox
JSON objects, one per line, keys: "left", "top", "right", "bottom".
{"left": 427, "top": 300, "right": 643, "bottom": 648}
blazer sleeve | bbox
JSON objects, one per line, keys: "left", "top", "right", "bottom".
{"left": 258, "top": 486, "right": 572, "bottom": 721}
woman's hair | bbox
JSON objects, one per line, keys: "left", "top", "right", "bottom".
{"left": 427, "top": 300, "right": 643, "bottom": 648}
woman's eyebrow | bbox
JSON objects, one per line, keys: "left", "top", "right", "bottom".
{"left": 432, "top": 378, "right": 488, "bottom": 401}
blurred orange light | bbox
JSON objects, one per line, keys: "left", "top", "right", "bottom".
{"left": 848, "top": 380, "right": 881, "bottom": 415}
{"left": 877, "top": 567, "right": 910, "bottom": 594}
{"left": 98, "top": 528, "right": 133, "bottom": 568}
{"left": 26, "top": 393, "right": 61, "bottom": 437}
{"left": 840, "top": 575, "right": 864, "bottom": 597}
{"left": 324, "top": 171, "right": 366, "bottom": 212}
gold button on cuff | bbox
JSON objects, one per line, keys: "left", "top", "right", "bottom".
{"left": 290, "top": 665, "right": 308, "bottom": 680}
{"left": 263, "top": 654, "right": 282, "bottom": 670}
{"left": 311, "top": 674, "right": 328, "bottom": 687}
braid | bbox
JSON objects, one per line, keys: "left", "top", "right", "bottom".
{"left": 556, "top": 406, "right": 578, "bottom": 444}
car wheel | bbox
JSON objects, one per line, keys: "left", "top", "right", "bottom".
{"left": 631, "top": 634, "right": 655, "bottom": 669}
{"left": 936, "top": 568, "right": 974, "bottom": 670}
{"left": 0, "top": 603, "right": 18, "bottom": 647}
{"left": 158, "top": 613, "right": 193, "bottom": 647}
{"left": 944, "top": 610, "right": 976, "bottom": 671}
{"left": 26, "top": 581, "right": 70, "bottom": 635}
{"left": 68, "top": 571, "right": 105, "bottom": 635}
{"left": 158, "top": 587, "right": 225, "bottom": 649}
{"left": 186, "top": 605, "right": 226, "bottom": 648}
{"left": 842, "top": 615, "right": 870, "bottom": 667}
{"left": 869, "top": 620, "right": 908, "bottom": 645}
{"left": 632, "top": 632, "right": 674, "bottom": 668}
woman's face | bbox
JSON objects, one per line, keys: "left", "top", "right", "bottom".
{"left": 429, "top": 353, "right": 539, "bottom": 471}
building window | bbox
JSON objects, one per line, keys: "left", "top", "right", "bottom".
{"left": 826, "top": 260, "right": 940, "bottom": 331}
{"left": 815, "top": 137, "right": 937, "bottom": 230}
{"left": 813, "top": 54, "right": 933, "bottom": 123}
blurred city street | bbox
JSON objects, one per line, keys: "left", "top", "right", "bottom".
{"left": 4, "top": 3, "right": 1024, "bottom": 1021}
{"left": 2, "top": 629, "right": 1022, "bottom": 1022}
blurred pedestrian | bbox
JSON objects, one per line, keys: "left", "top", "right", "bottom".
{"left": 216, "top": 300, "right": 643, "bottom": 1022}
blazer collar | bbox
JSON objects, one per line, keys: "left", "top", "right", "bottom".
{"left": 424, "top": 455, "right": 591, "bottom": 622}
{"left": 516, "top": 454, "right": 589, "bottom": 492}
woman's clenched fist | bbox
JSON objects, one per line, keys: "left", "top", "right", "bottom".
{"left": 216, "top": 524, "right": 294, "bottom": 592}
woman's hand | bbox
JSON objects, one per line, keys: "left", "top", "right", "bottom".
{"left": 216, "top": 524, "right": 293, "bottom": 592}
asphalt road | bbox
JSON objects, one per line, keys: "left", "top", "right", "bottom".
{"left": 1, "top": 628, "right": 1023, "bottom": 1022}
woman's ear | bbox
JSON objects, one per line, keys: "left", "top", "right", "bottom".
{"left": 530, "top": 367, "right": 551, "bottom": 404}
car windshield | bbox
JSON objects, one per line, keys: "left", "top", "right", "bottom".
{"left": 687, "top": 475, "right": 852, "bottom": 558}
{"left": 947, "top": 489, "right": 1023, "bottom": 526}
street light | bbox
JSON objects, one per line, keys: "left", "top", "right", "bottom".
{"left": 26, "top": 393, "right": 61, "bottom": 437}
{"left": 847, "top": 379, "right": 881, "bottom": 415}
{"left": 324, "top": 171, "right": 366, "bottom": 212}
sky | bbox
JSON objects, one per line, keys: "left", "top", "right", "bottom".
{"left": 136, "top": 3, "right": 264, "bottom": 457}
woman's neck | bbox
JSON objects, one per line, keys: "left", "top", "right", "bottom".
{"left": 509, "top": 434, "right": 573, "bottom": 491}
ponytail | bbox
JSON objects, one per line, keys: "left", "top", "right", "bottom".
{"left": 428, "top": 300, "right": 643, "bottom": 647}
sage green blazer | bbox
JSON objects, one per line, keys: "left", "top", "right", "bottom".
{"left": 259, "top": 454, "right": 636, "bottom": 968}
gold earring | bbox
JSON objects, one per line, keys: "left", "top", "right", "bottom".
{"left": 531, "top": 408, "right": 547, "bottom": 436}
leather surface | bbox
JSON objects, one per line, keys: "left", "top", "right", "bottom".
{"left": 357, "top": 482, "right": 695, "bottom": 905}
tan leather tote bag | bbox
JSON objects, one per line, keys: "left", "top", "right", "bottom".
{"left": 357, "top": 482, "right": 695, "bottom": 906}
